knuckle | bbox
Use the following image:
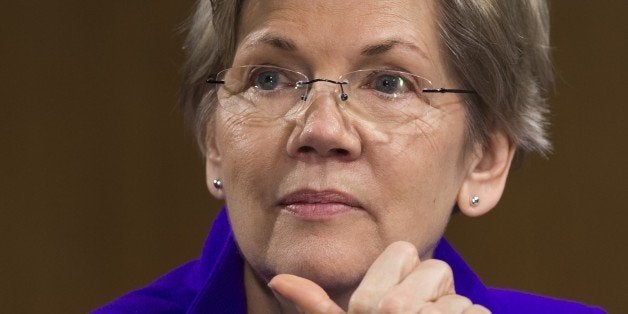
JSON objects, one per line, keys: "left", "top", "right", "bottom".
{"left": 348, "top": 290, "right": 376, "bottom": 313}
{"left": 420, "top": 259, "right": 455, "bottom": 294}
{"left": 463, "top": 304, "right": 492, "bottom": 314}
{"left": 419, "top": 305, "right": 445, "bottom": 314}
{"left": 454, "top": 295, "right": 473, "bottom": 307}
{"left": 423, "top": 259, "right": 454, "bottom": 281}
{"left": 376, "top": 292, "right": 412, "bottom": 314}
{"left": 389, "top": 241, "right": 418, "bottom": 258}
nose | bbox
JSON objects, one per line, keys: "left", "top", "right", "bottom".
{"left": 286, "top": 89, "right": 362, "bottom": 161}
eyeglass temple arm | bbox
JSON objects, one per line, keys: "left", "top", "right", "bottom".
{"left": 206, "top": 77, "right": 225, "bottom": 84}
{"left": 422, "top": 88, "right": 476, "bottom": 94}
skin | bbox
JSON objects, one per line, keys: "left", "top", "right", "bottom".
{"left": 205, "top": 0, "right": 515, "bottom": 312}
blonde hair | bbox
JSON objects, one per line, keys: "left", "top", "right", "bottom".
{"left": 180, "top": 0, "right": 553, "bottom": 158}
{"left": 437, "top": 0, "right": 553, "bottom": 157}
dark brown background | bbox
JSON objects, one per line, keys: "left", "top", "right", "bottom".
{"left": 2, "top": 1, "right": 626, "bottom": 313}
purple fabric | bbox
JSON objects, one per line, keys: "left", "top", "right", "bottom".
{"left": 94, "top": 207, "right": 605, "bottom": 313}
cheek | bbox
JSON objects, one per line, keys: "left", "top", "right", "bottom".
{"left": 217, "top": 114, "right": 287, "bottom": 192}
{"left": 213, "top": 113, "right": 292, "bottom": 262}
{"left": 367, "top": 112, "right": 465, "bottom": 194}
{"left": 363, "top": 110, "right": 468, "bottom": 254}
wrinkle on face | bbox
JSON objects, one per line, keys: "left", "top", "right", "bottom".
{"left": 237, "top": 0, "right": 437, "bottom": 76}
{"left": 210, "top": 0, "right": 472, "bottom": 297}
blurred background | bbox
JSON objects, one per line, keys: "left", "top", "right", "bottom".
{"left": 1, "top": 1, "right": 626, "bottom": 313}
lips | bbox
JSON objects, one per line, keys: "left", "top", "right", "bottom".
{"left": 278, "top": 189, "right": 362, "bottom": 220}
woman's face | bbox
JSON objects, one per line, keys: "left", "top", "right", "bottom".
{"left": 206, "top": 0, "right": 477, "bottom": 292}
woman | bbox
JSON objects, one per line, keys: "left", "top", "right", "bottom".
{"left": 95, "top": 0, "right": 603, "bottom": 313}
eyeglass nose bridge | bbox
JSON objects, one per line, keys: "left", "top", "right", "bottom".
{"left": 296, "top": 78, "right": 349, "bottom": 102}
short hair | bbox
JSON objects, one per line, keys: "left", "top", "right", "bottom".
{"left": 180, "top": 0, "right": 553, "bottom": 158}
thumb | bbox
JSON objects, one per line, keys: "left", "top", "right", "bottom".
{"left": 269, "top": 274, "right": 345, "bottom": 314}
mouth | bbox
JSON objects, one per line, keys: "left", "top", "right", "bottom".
{"left": 277, "top": 189, "right": 363, "bottom": 221}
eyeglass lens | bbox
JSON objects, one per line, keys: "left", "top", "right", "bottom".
{"left": 213, "top": 65, "right": 435, "bottom": 124}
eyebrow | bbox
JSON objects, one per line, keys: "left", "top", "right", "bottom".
{"left": 360, "top": 39, "right": 429, "bottom": 60}
{"left": 249, "top": 34, "right": 428, "bottom": 60}
{"left": 256, "top": 34, "right": 298, "bottom": 51}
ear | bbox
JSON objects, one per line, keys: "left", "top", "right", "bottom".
{"left": 457, "top": 132, "right": 515, "bottom": 217}
{"left": 204, "top": 118, "right": 225, "bottom": 200}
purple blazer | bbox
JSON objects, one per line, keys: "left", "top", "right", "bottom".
{"left": 94, "top": 208, "right": 604, "bottom": 313}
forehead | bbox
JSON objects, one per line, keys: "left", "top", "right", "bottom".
{"left": 236, "top": 0, "right": 441, "bottom": 69}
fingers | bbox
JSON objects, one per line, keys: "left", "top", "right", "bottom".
{"left": 376, "top": 259, "right": 456, "bottom": 312}
{"left": 463, "top": 304, "right": 492, "bottom": 314}
{"left": 348, "top": 241, "right": 489, "bottom": 313}
{"left": 269, "top": 274, "right": 345, "bottom": 314}
{"left": 418, "top": 294, "right": 471, "bottom": 313}
{"left": 387, "top": 259, "right": 455, "bottom": 303}
{"left": 415, "top": 295, "right": 490, "bottom": 313}
{"left": 349, "top": 241, "right": 420, "bottom": 312}
{"left": 269, "top": 242, "right": 491, "bottom": 314}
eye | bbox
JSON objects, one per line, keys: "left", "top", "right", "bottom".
{"left": 255, "top": 70, "right": 281, "bottom": 90}
{"left": 350, "top": 69, "right": 430, "bottom": 104}
{"left": 373, "top": 74, "right": 409, "bottom": 95}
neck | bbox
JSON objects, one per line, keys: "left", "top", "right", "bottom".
{"left": 244, "top": 263, "right": 353, "bottom": 313}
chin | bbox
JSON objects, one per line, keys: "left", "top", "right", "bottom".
{"left": 251, "top": 236, "right": 379, "bottom": 293}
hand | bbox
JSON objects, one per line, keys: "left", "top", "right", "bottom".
{"left": 269, "top": 241, "right": 490, "bottom": 313}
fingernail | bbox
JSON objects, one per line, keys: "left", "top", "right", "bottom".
{"left": 267, "top": 280, "right": 275, "bottom": 289}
